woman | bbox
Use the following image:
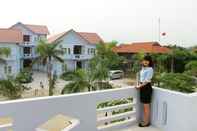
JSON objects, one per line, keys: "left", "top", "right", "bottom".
{"left": 135, "top": 55, "right": 154, "bottom": 127}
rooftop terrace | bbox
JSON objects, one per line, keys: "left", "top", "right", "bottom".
{"left": 0, "top": 86, "right": 196, "bottom": 131}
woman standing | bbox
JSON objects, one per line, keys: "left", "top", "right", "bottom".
{"left": 135, "top": 55, "right": 154, "bottom": 127}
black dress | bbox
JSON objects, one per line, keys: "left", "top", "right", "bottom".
{"left": 139, "top": 82, "right": 153, "bottom": 104}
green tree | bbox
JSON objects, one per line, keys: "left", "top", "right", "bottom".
{"left": 61, "top": 69, "right": 92, "bottom": 94}
{"left": 184, "top": 61, "right": 197, "bottom": 77}
{"left": 131, "top": 52, "right": 145, "bottom": 73}
{"left": 0, "top": 47, "right": 10, "bottom": 63}
{"left": 61, "top": 42, "right": 119, "bottom": 94}
{"left": 0, "top": 76, "right": 27, "bottom": 99}
{"left": 34, "top": 39, "right": 64, "bottom": 96}
{"left": 157, "top": 73, "right": 196, "bottom": 93}
{"left": 94, "top": 42, "right": 123, "bottom": 69}
{"left": 167, "top": 45, "right": 196, "bottom": 73}
{"left": 90, "top": 42, "right": 123, "bottom": 88}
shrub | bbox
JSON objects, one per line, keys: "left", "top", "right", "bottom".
{"left": 158, "top": 73, "right": 196, "bottom": 93}
{"left": 0, "top": 77, "right": 27, "bottom": 99}
{"left": 184, "top": 61, "right": 197, "bottom": 77}
{"left": 16, "top": 69, "right": 33, "bottom": 83}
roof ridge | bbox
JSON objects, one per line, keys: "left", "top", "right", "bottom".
{"left": 25, "top": 24, "right": 48, "bottom": 27}
{"left": 78, "top": 32, "right": 97, "bottom": 34}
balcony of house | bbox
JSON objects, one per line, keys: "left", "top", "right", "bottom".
{"left": 0, "top": 86, "right": 196, "bottom": 131}
{"left": 20, "top": 35, "right": 35, "bottom": 47}
{"left": 71, "top": 45, "right": 93, "bottom": 60}
{"left": 22, "top": 47, "right": 36, "bottom": 59}
{"left": 20, "top": 42, "right": 35, "bottom": 47}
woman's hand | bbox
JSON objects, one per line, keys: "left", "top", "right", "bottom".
{"left": 135, "top": 85, "right": 141, "bottom": 90}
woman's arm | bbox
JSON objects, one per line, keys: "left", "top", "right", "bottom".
{"left": 137, "top": 68, "right": 153, "bottom": 89}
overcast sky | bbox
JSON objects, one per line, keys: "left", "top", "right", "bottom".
{"left": 0, "top": 0, "right": 197, "bottom": 47}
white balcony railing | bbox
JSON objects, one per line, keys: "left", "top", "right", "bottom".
{"left": 23, "top": 53, "right": 33, "bottom": 57}
{"left": 0, "top": 87, "right": 138, "bottom": 131}
{"left": 0, "top": 86, "right": 197, "bottom": 131}
{"left": 20, "top": 42, "right": 35, "bottom": 47}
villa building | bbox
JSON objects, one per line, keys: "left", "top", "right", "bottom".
{"left": 0, "top": 22, "right": 103, "bottom": 78}
{"left": 113, "top": 41, "right": 171, "bottom": 57}
{"left": 0, "top": 29, "right": 22, "bottom": 79}
{"left": 0, "top": 22, "right": 49, "bottom": 79}
{"left": 112, "top": 42, "right": 171, "bottom": 70}
{"left": 47, "top": 29, "right": 103, "bottom": 76}
{"left": 10, "top": 22, "right": 50, "bottom": 69}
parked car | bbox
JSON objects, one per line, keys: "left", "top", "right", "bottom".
{"left": 109, "top": 70, "right": 124, "bottom": 80}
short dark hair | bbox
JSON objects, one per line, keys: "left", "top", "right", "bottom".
{"left": 143, "top": 55, "right": 153, "bottom": 67}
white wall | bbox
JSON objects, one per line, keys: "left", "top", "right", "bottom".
{"left": 56, "top": 30, "right": 96, "bottom": 59}
{"left": 151, "top": 87, "right": 197, "bottom": 131}
{"left": 0, "top": 43, "right": 21, "bottom": 79}
{"left": 52, "top": 30, "right": 97, "bottom": 73}
{"left": 0, "top": 86, "right": 196, "bottom": 131}
{"left": 0, "top": 87, "right": 137, "bottom": 131}
{"left": 11, "top": 24, "right": 37, "bottom": 44}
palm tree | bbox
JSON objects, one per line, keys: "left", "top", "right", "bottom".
{"left": 0, "top": 76, "right": 27, "bottom": 99}
{"left": 34, "top": 39, "right": 64, "bottom": 96}
{"left": 61, "top": 69, "right": 92, "bottom": 94}
{"left": 0, "top": 47, "right": 10, "bottom": 63}
{"left": 89, "top": 42, "right": 122, "bottom": 89}
{"left": 61, "top": 42, "right": 120, "bottom": 94}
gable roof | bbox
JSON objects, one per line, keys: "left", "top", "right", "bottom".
{"left": 113, "top": 42, "right": 171, "bottom": 54}
{"left": 0, "top": 29, "right": 23, "bottom": 43}
{"left": 10, "top": 22, "right": 49, "bottom": 35}
{"left": 48, "top": 29, "right": 103, "bottom": 44}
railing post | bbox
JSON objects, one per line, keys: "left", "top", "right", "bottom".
{"left": 135, "top": 90, "right": 142, "bottom": 123}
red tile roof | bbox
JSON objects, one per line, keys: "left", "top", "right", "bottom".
{"left": 0, "top": 29, "right": 23, "bottom": 43}
{"left": 10, "top": 22, "right": 49, "bottom": 35}
{"left": 113, "top": 42, "right": 171, "bottom": 54}
{"left": 78, "top": 32, "right": 103, "bottom": 44}
{"left": 24, "top": 24, "right": 49, "bottom": 35}
{"left": 48, "top": 29, "right": 103, "bottom": 44}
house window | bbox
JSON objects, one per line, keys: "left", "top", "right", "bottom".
{"left": 8, "top": 66, "right": 12, "bottom": 74}
{"left": 4, "top": 66, "right": 12, "bottom": 74}
{"left": 68, "top": 48, "right": 71, "bottom": 54}
{"left": 62, "top": 64, "right": 67, "bottom": 72}
{"left": 88, "top": 48, "right": 90, "bottom": 55}
{"left": 62, "top": 48, "right": 71, "bottom": 54}
{"left": 4, "top": 66, "right": 7, "bottom": 74}
{"left": 23, "top": 35, "right": 30, "bottom": 42}
{"left": 24, "top": 47, "right": 31, "bottom": 54}
{"left": 64, "top": 48, "right": 67, "bottom": 54}
{"left": 91, "top": 48, "right": 95, "bottom": 54}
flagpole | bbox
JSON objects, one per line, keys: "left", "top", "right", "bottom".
{"left": 158, "top": 18, "right": 161, "bottom": 42}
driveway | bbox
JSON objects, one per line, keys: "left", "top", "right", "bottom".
{"left": 109, "top": 78, "right": 136, "bottom": 88}
{"left": 24, "top": 71, "right": 68, "bottom": 89}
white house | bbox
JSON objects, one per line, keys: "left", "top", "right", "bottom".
{"left": 0, "top": 23, "right": 103, "bottom": 78}
{"left": 47, "top": 29, "right": 103, "bottom": 76}
{"left": 10, "top": 22, "right": 49, "bottom": 69}
{"left": 0, "top": 22, "right": 49, "bottom": 79}
{"left": 0, "top": 29, "right": 22, "bottom": 79}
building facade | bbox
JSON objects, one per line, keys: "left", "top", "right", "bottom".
{"left": 10, "top": 22, "right": 49, "bottom": 69}
{"left": 0, "top": 23, "right": 103, "bottom": 78}
{"left": 0, "top": 29, "right": 22, "bottom": 79}
{"left": 47, "top": 29, "right": 103, "bottom": 76}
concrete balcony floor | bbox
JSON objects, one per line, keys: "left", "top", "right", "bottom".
{"left": 122, "top": 125, "right": 162, "bottom": 131}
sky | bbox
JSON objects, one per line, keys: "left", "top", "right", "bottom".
{"left": 0, "top": 0, "right": 197, "bottom": 47}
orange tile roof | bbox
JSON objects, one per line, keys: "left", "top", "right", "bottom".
{"left": 47, "top": 31, "right": 66, "bottom": 43}
{"left": 48, "top": 29, "right": 103, "bottom": 44}
{"left": 24, "top": 24, "right": 49, "bottom": 35}
{"left": 0, "top": 29, "right": 23, "bottom": 43}
{"left": 78, "top": 32, "right": 103, "bottom": 44}
{"left": 113, "top": 42, "right": 171, "bottom": 54}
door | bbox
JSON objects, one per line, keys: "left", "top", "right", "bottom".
{"left": 76, "top": 61, "right": 82, "bottom": 69}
